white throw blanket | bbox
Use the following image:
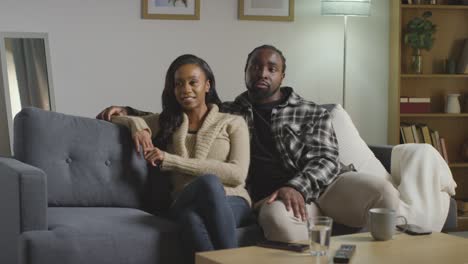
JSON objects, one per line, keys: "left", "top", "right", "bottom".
{"left": 391, "top": 144, "right": 457, "bottom": 231}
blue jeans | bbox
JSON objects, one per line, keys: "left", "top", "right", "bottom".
{"left": 170, "top": 175, "right": 251, "bottom": 260}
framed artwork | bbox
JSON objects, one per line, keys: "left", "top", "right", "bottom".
{"left": 142, "top": 0, "right": 200, "bottom": 20}
{"left": 238, "top": 0, "right": 294, "bottom": 22}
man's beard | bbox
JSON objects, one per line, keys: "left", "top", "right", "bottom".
{"left": 247, "top": 85, "right": 280, "bottom": 103}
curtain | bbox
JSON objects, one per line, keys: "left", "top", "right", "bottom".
{"left": 7, "top": 38, "right": 50, "bottom": 110}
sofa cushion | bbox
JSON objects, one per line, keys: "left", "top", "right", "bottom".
{"left": 20, "top": 207, "right": 183, "bottom": 264}
{"left": 14, "top": 108, "right": 149, "bottom": 208}
{"left": 326, "top": 104, "right": 391, "bottom": 181}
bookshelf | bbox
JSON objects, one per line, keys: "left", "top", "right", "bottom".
{"left": 389, "top": 1, "right": 468, "bottom": 230}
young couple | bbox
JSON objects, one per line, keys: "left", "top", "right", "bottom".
{"left": 97, "top": 45, "right": 399, "bottom": 262}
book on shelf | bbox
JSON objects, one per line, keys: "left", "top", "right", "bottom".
{"left": 400, "top": 123, "right": 415, "bottom": 144}
{"left": 400, "top": 127, "right": 406, "bottom": 144}
{"left": 400, "top": 97, "right": 431, "bottom": 113}
{"left": 400, "top": 123, "right": 443, "bottom": 153}
{"left": 440, "top": 137, "right": 449, "bottom": 163}
{"left": 457, "top": 38, "right": 468, "bottom": 74}
{"left": 400, "top": 123, "right": 426, "bottom": 144}
{"left": 411, "top": 124, "right": 422, "bottom": 143}
{"left": 430, "top": 130, "right": 441, "bottom": 153}
{"left": 400, "top": 97, "right": 431, "bottom": 103}
{"left": 409, "top": 97, "right": 430, "bottom": 103}
{"left": 419, "top": 125, "right": 432, "bottom": 145}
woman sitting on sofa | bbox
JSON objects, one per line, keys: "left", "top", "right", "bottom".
{"left": 109, "top": 54, "right": 251, "bottom": 262}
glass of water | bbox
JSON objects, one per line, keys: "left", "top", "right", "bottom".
{"left": 307, "top": 216, "right": 333, "bottom": 256}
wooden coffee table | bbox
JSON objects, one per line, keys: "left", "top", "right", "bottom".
{"left": 196, "top": 232, "right": 468, "bottom": 264}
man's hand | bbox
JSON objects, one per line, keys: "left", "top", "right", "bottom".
{"left": 96, "top": 106, "right": 128, "bottom": 121}
{"left": 144, "top": 147, "right": 165, "bottom": 167}
{"left": 133, "top": 130, "right": 154, "bottom": 156}
{"left": 267, "top": 187, "right": 307, "bottom": 221}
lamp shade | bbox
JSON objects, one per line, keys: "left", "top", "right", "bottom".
{"left": 321, "top": 0, "right": 371, "bottom": 16}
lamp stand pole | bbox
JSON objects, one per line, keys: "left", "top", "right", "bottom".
{"left": 342, "top": 15, "right": 348, "bottom": 109}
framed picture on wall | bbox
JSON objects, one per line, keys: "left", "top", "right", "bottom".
{"left": 142, "top": 0, "right": 200, "bottom": 20}
{"left": 238, "top": 0, "right": 294, "bottom": 22}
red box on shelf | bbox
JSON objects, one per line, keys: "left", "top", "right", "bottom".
{"left": 400, "top": 97, "right": 431, "bottom": 113}
{"left": 400, "top": 102, "right": 431, "bottom": 113}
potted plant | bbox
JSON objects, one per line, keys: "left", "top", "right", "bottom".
{"left": 404, "top": 11, "right": 437, "bottom": 74}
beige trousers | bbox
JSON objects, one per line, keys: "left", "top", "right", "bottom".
{"left": 257, "top": 171, "right": 399, "bottom": 242}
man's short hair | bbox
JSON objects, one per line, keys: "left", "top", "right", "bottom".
{"left": 244, "top": 45, "right": 287, "bottom": 74}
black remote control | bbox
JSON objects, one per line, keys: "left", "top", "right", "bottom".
{"left": 333, "top": 244, "right": 356, "bottom": 263}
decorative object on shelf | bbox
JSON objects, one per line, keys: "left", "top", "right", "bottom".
{"left": 411, "top": 49, "right": 423, "bottom": 74}
{"left": 404, "top": 11, "right": 437, "bottom": 74}
{"left": 457, "top": 38, "right": 468, "bottom": 74}
{"left": 238, "top": 0, "right": 295, "bottom": 21}
{"left": 320, "top": 0, "right": 371, "bottom": 108}
{"left": 445, "top": 93, "right": 461, "bottom": 113}
{"left": 141, "top": 0, "right": 200, "bottom": 20}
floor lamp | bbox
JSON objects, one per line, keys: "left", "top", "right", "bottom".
{"left": 321, "top": 0, "right": 371, "bottom": 109}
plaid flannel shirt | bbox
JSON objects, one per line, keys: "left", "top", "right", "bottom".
{"left": 220, "top": 87, "right": 341, "bottom": 203}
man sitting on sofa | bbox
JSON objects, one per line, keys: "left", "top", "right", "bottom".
{"left": 97, "top": 45, "right": 399, "bottom": 242}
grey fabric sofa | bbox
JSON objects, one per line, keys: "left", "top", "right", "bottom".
{"left": 0, "top": 107, "right": 457, "bottom": 264}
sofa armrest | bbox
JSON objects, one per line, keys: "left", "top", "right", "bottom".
{"left": 369, "top": 145, "right": 393, "bottom": 173}
{"left": 0, "top": 157, "right": 47, "bottom": 231}
{"left": 0, "top": 157, "right": 47, "bottom": 263}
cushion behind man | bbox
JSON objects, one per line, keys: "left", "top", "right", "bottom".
{"left": 326, "top": 104, "right": 391, "bottom": 181}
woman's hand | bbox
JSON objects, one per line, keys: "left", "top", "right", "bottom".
{"left": 96, "top": 106, "right": 128, "bottom": 121}
{"left": 144, "top": 147, "right": 165, "bottom": 167}
{"left": 133, "top": 130, "right": 154, "bottom": 156}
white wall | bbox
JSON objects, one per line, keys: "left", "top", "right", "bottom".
{"left": 0, "top": 0, "right": 389, "bottom": 149}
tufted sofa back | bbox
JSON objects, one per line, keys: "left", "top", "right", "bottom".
{"left": 13, "top": 107, "right": 150, "bottom": 208}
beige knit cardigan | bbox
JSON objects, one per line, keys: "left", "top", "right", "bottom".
{"left": 112, "top": 105, "right": 251, "bottom": 206}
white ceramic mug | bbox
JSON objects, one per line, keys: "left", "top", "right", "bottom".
{"left": 368, "top": 208, "right": 407, "bottom": 241}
